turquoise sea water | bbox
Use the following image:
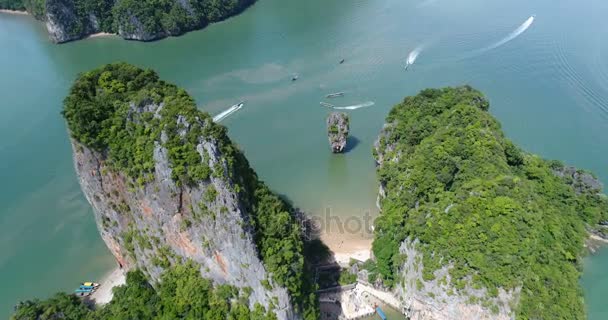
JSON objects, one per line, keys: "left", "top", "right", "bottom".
{"left": 1, "top": 0, "right": 608, "bottom": 317}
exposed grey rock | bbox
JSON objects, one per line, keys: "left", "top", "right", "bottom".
{"left": 373, "top": 124, "right": 518, "bottom": 320}
{"left": 552, "top": 165, "right": 603, "bottom": 195}
{"left": 70, "top": 102, "right": 294, "bottom": 319}
{"left": 45, "top": 0, "right": 101, "bottom": 43}
{"left": 394, "top": 239, "right": 517, "bottom": 320}
{"left": 327, "top": 112, "right": 349, "bottom": 153}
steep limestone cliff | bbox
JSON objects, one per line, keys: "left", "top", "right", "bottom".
{"left": 45, "top": 0, "right": 106, "bottom": 43}
{"left": 63, "top": 63, "right": 313, "bottom": 319}
{"left": 326, "top": 112, "right": 349, "bottom": 153}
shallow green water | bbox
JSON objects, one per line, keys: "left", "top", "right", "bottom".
{"left": 1, "top": 0, "right": 608, "bottom": 317}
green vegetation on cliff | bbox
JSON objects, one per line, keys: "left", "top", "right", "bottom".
{"left": 373, "top": 86, "right": 608, "bottom": 319}
{"left": 61, "top": 63, "right": 317, "bottom": 318}
{"left": 1, "top": 0, "right": 255, "bottom": 42}
{"left": 0, "top": 0, "right": 25, "bottom": 10}
{"left": 12, "top": 263, "right": 279, "bottom": 320}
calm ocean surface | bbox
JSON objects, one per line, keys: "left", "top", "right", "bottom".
{"left": 1, "top": 0, "right": 607, "bottom": 317}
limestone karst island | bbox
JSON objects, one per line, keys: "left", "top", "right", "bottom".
{"left": 2, "top": 1, "right": 608, "bottom": 320}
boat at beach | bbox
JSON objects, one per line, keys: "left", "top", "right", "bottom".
{"left": 326, "top": 92, "right": 345, "bottom": 98}
{"left": 82, "top": 282, "right": 100, "bottom": 288}
{"left": 375, "top": 306, "right": 387, "bottom": 320}
{"left": 79, "top": 285, "right": 95, "bottom": 290}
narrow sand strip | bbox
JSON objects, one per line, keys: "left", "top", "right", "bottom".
{"left": 0, "top": 9, "right": 29, "bottom": 15}
{"left": 90, "top": 267, "right": 125, "bottom": 305}
{"left": 86, "top": 32, "right": 115, "bottom": 39}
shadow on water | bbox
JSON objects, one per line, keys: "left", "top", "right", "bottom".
{"left": 343, "top": 136, "right": 360, "bottom": 153}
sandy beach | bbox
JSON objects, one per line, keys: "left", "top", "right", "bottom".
{"left": 320, "top": 232, "right": 372, "bottom": 266}
{"left": 90, "top": 267, "right": 125, "bottom": 305}
{"left": 0, "top": 9, "right": 28, "bottom": 15}
{"left": 86, "top": 32, "right": 115, "bottom": 39}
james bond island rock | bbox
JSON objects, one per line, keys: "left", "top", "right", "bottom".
{"left": 326, "top": 112, "right": 349, "bottom": 153}
{"left": 373, "top": 86, "right": 608, "bottom": 320}
{"left": 1, "top": 0, "right": 256, "bottom": 43}
{"left": 60, "top": 63, "right": 317, "bottom": 319}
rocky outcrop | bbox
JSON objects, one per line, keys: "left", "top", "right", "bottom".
{"left": 552, "top": 165, "right": 603, "bottom": 195}
{"left": 65, "top": 64, "right": 305, "bottom": 319}
{"left": 45, "top": 0, "right": 104, "bottom": 43}
{"left": 71, "top": 117, "right": 294, "bottom": 319}
{"left": 394, "top": 240, "right": 516, "bottom": 320}
{"left": 326, "top": 112, "right": 349, "bottom": 153}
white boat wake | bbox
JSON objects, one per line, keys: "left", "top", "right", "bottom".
{"left": 331, "top": 101, "right": 375, "bottom": 110}
{"left": 213, "top": 102, "right": 244, "bottom": 122}
{"left": 481, "top": 15, "right": 535, "bottom": 53}
{"left": 405, "top": 46, "right": 424, "bottom": 69}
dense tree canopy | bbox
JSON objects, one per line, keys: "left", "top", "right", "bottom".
{"left": 373, "top": 86, "right": 608, "bottom": 319}
{"left": 12, "top": 263, "right": 279, "bottom": 320}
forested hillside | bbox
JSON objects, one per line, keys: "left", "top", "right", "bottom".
{"left": 13, "top": 263, "right": 280, "bottom": 320}
{"left": 1, "top": 0, "right": 255, "bottom": 42}
{"left": 373, "top": 86, "right": 608, "bottom": 319}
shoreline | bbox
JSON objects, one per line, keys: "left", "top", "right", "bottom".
{"left": 89, "top": 267, "right": 125, "bottom": 305}
{"left": 589, "top": 233, "right": 608, "bottom": 244}
{"left": 0, "top": 9, "right": 29, "bottom": 15}
{"left": 320, "top": 232, "right": 372, "bottom": 266}
{"left": 86, "top": 32, "right": 115, "bottom": 39}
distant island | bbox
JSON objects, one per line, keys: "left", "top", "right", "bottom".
{"left": 10, "top": 71, "right": 607, "bottom": 320}
{"left": 0, "top": 0, "right": 256, "bottom": 43}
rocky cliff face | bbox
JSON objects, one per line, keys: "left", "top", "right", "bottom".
{"left": 71, "top": 112, "right": 295, "bottom": 319}
{"left": 45, "top": 0, "right": 104, "bottom": 43}
{"left": 63, "top": 63, "right": 308, "bottom": 319}
{"left": 393, "top": 240, "right": 516, "bottom": 320}
{"left": 374, "top": 128, "right": 517, "bottom": 320}
{"left": 326, "top": 112, "right": 349, "bottom": 153}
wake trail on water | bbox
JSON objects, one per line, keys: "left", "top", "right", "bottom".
{"left": 445, "top": 15, "right": 536, "bottom": 63}
{"left": 480, "top": 15, "right": 535, "bottom": 53}
{"left": 213, "top": 103, "right": 243, "bottom": 122}
{"left": 331, "top": 101, "right": 375, "bottom": 110}
{"left": 406, "top": 46, "right": 423, "bottom": 67}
